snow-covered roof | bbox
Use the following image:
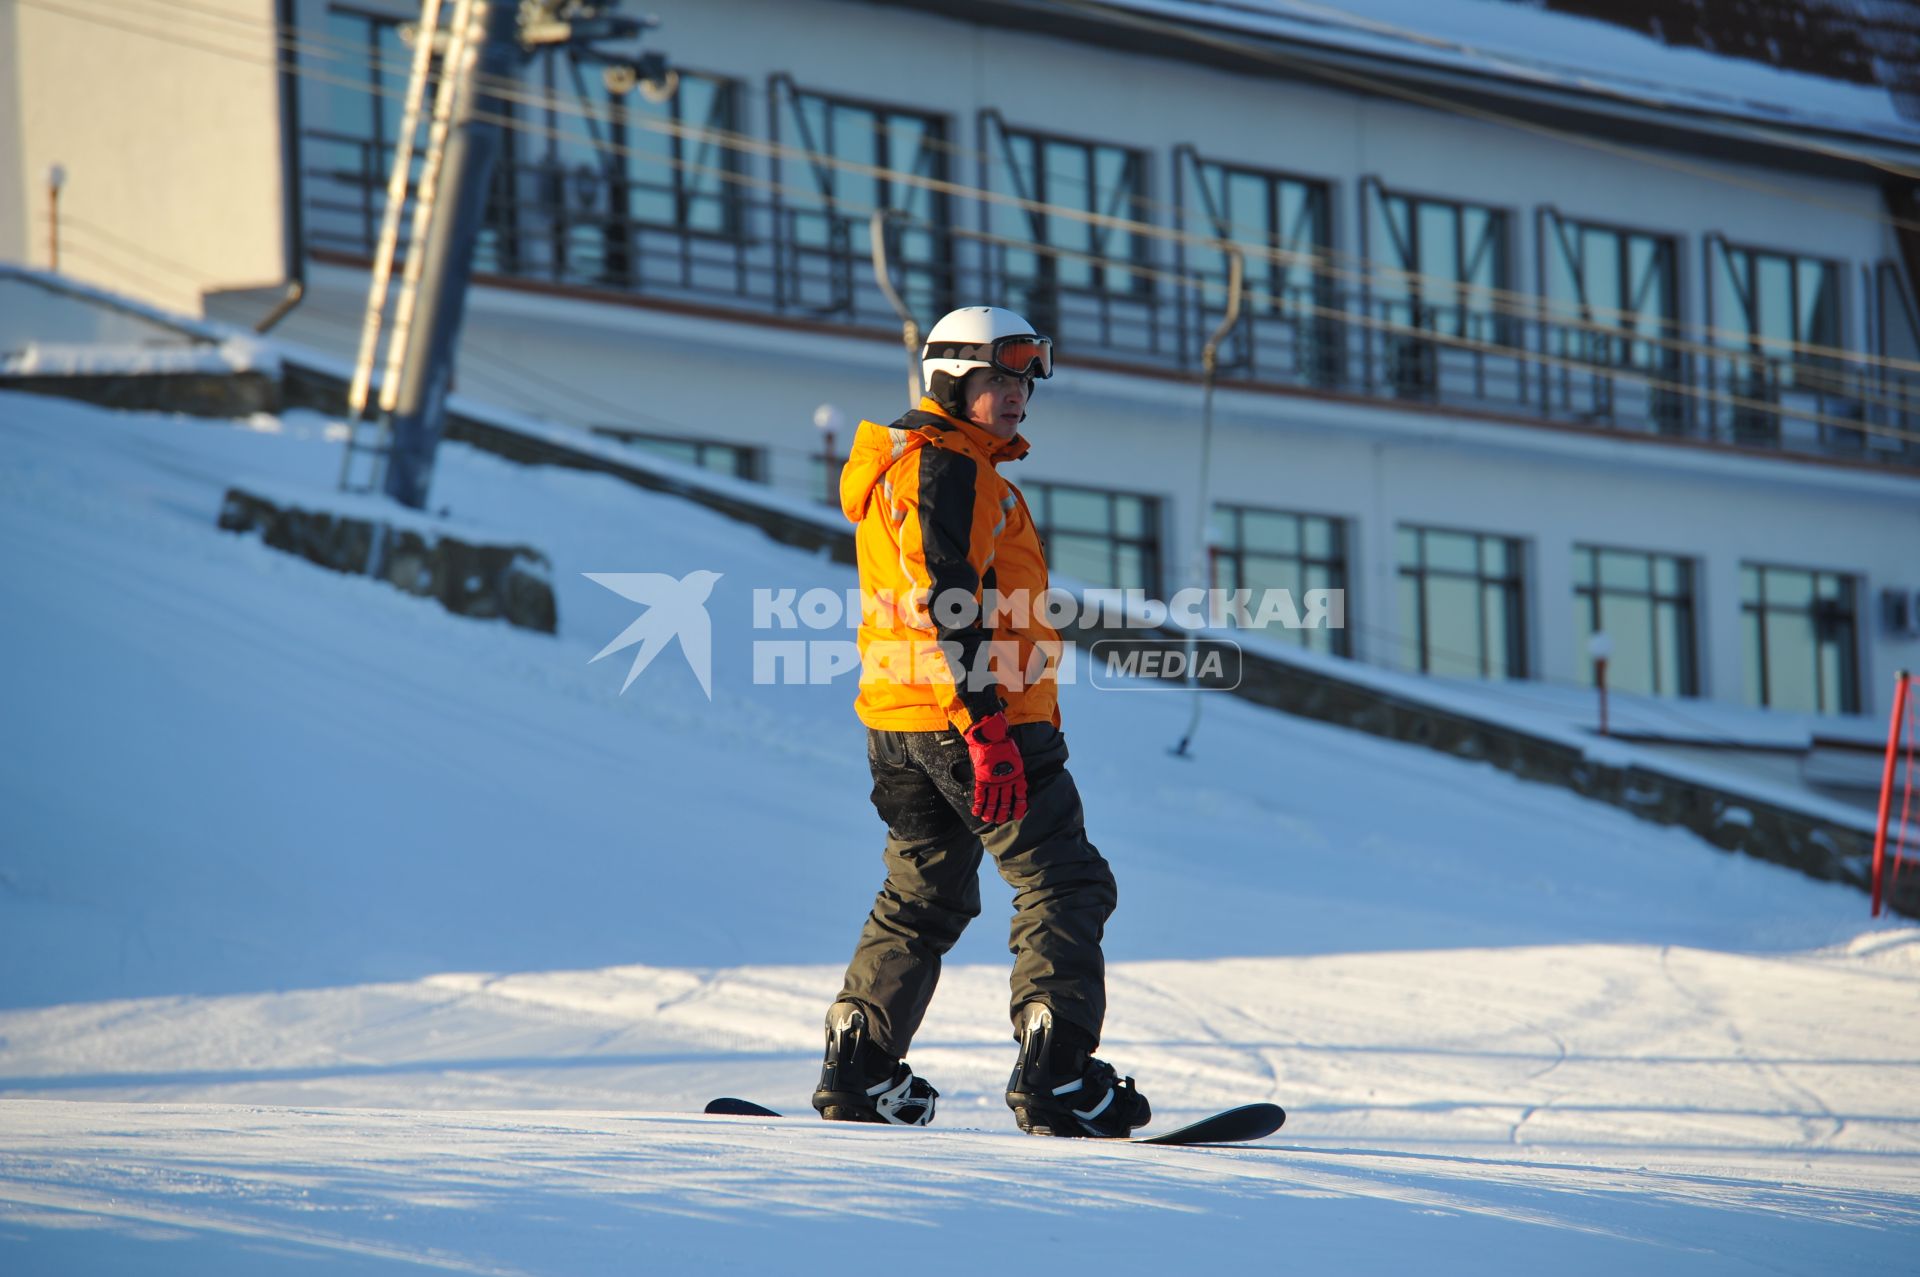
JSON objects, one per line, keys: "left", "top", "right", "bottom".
{"left": 1076, "top": 0, "right": 1920, "bottom": 149}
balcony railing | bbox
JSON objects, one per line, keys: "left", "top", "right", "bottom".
{"left": 301, "top": 130, "right": 1920, "bottom": 469}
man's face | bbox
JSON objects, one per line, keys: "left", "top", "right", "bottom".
{"left": 961, "top": 367, "right": 1031, "bottom": 439}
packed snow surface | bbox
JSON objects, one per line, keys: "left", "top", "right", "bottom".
{"left": 2, "top": 389, "right": 1917, "bottom": 1274}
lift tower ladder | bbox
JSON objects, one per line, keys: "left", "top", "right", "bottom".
{"left": 337, "top": 0, "right": 478, "bottom": 494}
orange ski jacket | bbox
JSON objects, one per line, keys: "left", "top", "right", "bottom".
{"left": 840, "top": 398, "right": 1063, "bottom": 733}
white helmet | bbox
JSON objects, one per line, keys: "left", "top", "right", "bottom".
{"left": 921, "top": 305, "right": 1053, "bottom": 418}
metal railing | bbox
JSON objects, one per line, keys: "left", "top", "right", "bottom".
{"left": 301, "top": 128, "right": 1920, "bottom": 468}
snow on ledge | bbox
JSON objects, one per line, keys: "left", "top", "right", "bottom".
{"left": 2, "top": 337, "right": 280, "bottom": 379}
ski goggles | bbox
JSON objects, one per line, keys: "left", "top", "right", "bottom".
{"left": 926, "top": 334, "right": 1054, "bottom": 380}
{"left": 990, "top": 334, "right": 1053, "bottom": 380}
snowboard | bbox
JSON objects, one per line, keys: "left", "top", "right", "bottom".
{"left": 703, "top": 1097, "right": 1285, "bottom": 1146}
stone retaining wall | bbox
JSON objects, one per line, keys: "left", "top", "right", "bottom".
{"left": 217, "top": 486, "right": 557, "bottom": 634}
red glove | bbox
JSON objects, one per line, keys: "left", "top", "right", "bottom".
{"left": 964, "top": 712, "right": 1028, "bottom": 825}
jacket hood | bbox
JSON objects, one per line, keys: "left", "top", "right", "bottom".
{"left": 840, "top": 398, "right": 1028, "bottom": 523}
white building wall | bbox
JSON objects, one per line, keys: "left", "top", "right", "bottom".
{"left": 0, "top": 0, "right": 286, "bottom": 311}
{"left": 0, "top": 0, "right": 26, "bottom": 266}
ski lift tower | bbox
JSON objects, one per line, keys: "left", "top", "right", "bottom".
{"left": 338, "top": 0, "right": 673, "bottom": 510}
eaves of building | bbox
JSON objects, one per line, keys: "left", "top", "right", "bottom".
{"left": 857, "top": 0, "right": 1920, "bottom": 182}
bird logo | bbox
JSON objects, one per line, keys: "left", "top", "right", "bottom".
{"left": 584, "top": 570, "right": 723, "bottom": 698}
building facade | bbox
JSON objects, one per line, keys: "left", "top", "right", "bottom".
{"left": 5, "top": 0, "right": 1920, "bottom": 718}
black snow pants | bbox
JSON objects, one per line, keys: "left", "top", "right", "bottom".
{"left": 833, "top": 721, "right": 1118, "bottom": 1058}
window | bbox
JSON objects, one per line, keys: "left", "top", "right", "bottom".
{"left": 1024, "top": 482, "right": 1161, "bottom": 595}
{"left": 981, "top": 114, "right": 1151, "bottom": 339}
{"left": 306, "top": 7, "right": 421, "bottom": 254}
{"left": 808, "top": 454, "right": 842, "bottom": 506}
{"left": 1398, "top": 526, "right": 1527, "bottom": 679}
{"left": 1741, "top": 564, "right": 1860, "bottom": 714}
{"left": 619, "top": 72, "right": 741, "bottom": 239}
{"left": 1874, "top": 262, "right": 1920, "bottom": 457}
{"left": 306, "top": 8, "right": 743, "bottom": 288}
{"left": 770, "top": 80, "right": 951, "bottom": 319}
{"left": 312, "top": 6, "right": 529, "bottom": 268}
{"left": 1210, "top": 505, "right": 1349, "bottom": 656}
{"left": 498, "top": 58, "right": 742, "bottom": 283}
{"left": 1708, "top": 238, "right": 1844, "bottom": 443}
{"left": 1542, "top": 212, "right": 1683, "bottom": 429}
{"left": 1877, "top": 261, "right": 1920, "bottom": 367}
{"left": 1178, "top": 150, "right": 1337, "bottom": 384}
{"left": 1710, "top": 240, "right": 1843, "bottom": 371}
{"left": 1365, "top": 183, "right": 1510, "bottom": 396}
{"left": 1572, "top": 546, "right": 1697, "bottom": 698}
{"left": 592, "top": 427, "right": 762, "bottom": 481}
{"left": 1543, "top": 216, "right": 1678, "bottom": 368}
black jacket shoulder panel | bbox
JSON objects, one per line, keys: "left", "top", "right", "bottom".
{"left": 892, "top": 408, "right": 957, "bottom": 434}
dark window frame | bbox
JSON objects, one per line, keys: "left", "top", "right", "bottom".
{"left": 766, "top": 74, "right": 955, "bottom": 318}
{"left": 1874, "top": 258, "right": 1920, "bottom": 362}
{"left": 1397, "top": 524, "right": 1529, "bottom": 679}
{"left": 1537, "top": 206, "right": 1688, "bottom": 431}
{"left": 977, "top": 110, "right": 1155, "bottom": 332}
{"left": 1537, "top": 206, "right": 1683, "bottom": 366}
{"left": 311, "top": 6, "right": 428, "bottom": 253}
{"left": 1706, "top": 234, "right": 1846, "bottom": 354}
{"left": 1209, "top": 503, "right": 1351, "bottom": 657}
{"left": 1360, "top": 177, "right": 1515, "bottom": 335}
{"left": 1174, "top": 147, "right": 1339, "bottom": 383}
{"left": 1740, "top": 561, "right": 1861, "bottom": 714}
{"left": 1174, "top": 148, "right": 1334, "bottom": 316}
{"left": 1024, "top": 480, "right": 1163, "bottom": 597}
{"left": 1359, "top": 177, "right": 1517, "bottom": 401}
{"left": 504, "top": 56, "right": 747, "bottom": 268}
{"left": 1871, "top": 260, "right": 1920, "bottom": 457}
{"left": 1571, "top": 543, "right": 1699, "bottom": 698}
{"left": 1703, "top": 234, "right": 1848, "bottom": 445}
{"left": 590, "top": 426, "right": 764, "bottom": 482}
{"left": 308, "top": 8, "right": 747, "bottom": 279}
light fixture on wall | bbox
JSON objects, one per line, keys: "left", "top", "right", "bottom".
{"left": 600, "top": 49, "right": 678, "bottom": 102}
{"left": 1882, "top": 587, "right": 1920, "bottom": 639}
{"left": 813, "top": 403, "right": 845, "bottom": 506}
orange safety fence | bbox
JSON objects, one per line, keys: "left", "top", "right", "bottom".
{"left": 1871, "top": 670, "right": 1915, "bottom": 918}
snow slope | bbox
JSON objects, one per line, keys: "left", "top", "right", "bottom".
{"left": 2, "top": 389, "right": 1917, "bottom": 1273}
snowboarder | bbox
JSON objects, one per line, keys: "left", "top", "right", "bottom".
{"left": 811, "top": 305, "right": 1151, "bottom": 1138}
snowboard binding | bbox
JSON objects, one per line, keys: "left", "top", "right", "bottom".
{"left": 811, "top": 1001, "right": 939, "bottom": 1126}
{"left": 1005, "top": 1002, "right": 1151, "bottom": 1138}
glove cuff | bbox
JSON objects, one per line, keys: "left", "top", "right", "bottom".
{"left": 965, "top": 712, "right": 1011, "bottom": 745}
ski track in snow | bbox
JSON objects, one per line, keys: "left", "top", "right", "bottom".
{"left": 2, "top": 392, "right": 1919, "bottom": 1273}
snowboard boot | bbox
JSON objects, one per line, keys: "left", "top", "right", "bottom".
{"left": 1005, "top": 1002, "right": 1151, "bottom": 1138}
{"left": 810, "top": 1000, "right": 939, "bottom": 1126}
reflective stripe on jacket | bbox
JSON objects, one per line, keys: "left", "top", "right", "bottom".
{"left": 839, "top": 397, "right": 1062, "bottom": 733}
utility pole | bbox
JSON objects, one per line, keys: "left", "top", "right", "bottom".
{"left": 381, "top": 0, "right": 522, "bottom": 510}
{"left": 361, "top": 0, "right": 668, "bottom": 510}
